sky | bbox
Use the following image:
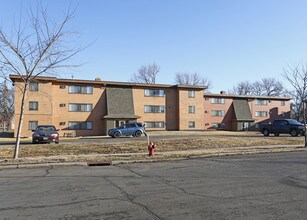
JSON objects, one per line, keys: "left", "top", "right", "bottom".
{"left": 1, "top": 0, "right": 307, "bottom": 93}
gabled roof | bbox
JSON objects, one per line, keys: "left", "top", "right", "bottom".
{"left": 103, "top": 87, "right": 141, "bottom": 119}
{"left": 233, "top": 99, "right": 254, "bottom": 122}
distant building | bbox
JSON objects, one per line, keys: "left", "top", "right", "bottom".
{"left": 0, "top": 116, "right": 14, "bottom": 132}
{"left": 204, "top": 92, "right": 291, "bottom": 131}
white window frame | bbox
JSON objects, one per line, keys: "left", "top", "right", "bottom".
{"left": 255, "top": 111, "right": 268, "bottom": 117}
{"left": 29, "top": 82, "right": 38, "bottom": 91}
{"left": 255, "top": 99, "right": 268, "bottom": 105}
{"left": 29, "top": 101, "right": 38, "bottom": 111}
{"left": 211, "top": 110, "right": 225, "bottom": 117}
{"left": 189, "top": 121, "right": 195, "bottom": 128}
{"left": 144, "top": 121, "right": 165, "bottom": 128}
{"left": 28, "top": 121, "right": 38, "bottom": 130}
{"left": 188, "top": 90, "right": 195, "bottom": 98}
{"left": 211, "top": 98, "right": 225, "bottom": 104}
{"left": 144, "top": 105, "right": 165, "bottom": 113}
{"left": 68, "top": 85, "right": 93, "bottom": 94}
{"left": 144, "top": 89, "right": 164, "bottom": 97}
{"left": 189, "top": 106, "right": 195, "bottom": 114}
{"left": 68, "top": 121, "right": 93, "bottom": 130}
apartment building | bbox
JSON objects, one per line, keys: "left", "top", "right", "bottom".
{"left": 10, "top": 75, "right": 205, "bottom": 137}
{"left": 204, "top": 92, "right": 291, "bottom": 131}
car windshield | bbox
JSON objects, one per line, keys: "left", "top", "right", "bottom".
{"left": 37, "top": 126, "right": 56, "bottom": 131}
{"left": 288, "top": 119, "right": 302, "bottom": 125}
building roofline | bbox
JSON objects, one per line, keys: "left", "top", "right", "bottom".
{"left": 9, "top": 75, "right": 206, "bottom": 90}
{"left": 203, "top": 93, "right": 291, "bottom": 100}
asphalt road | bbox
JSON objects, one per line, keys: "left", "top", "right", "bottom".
{"left": 1, "top": 152, "right": 307, "bottom": 219}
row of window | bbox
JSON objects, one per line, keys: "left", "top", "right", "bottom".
{"left": 29, "top": 102, "right": 198, "bottom": 114}
{"left": 208, "top": 110, "right": 285, "bottom": 117}
{"left": 29, "top": 102, "right": 93, "bottom": 112}
{"left": 144, "top": 89, "right": 196, "bottom": 98}
{"left": 144, "top": 105, "right": 196, "bottom": 114}
{"left": 207, "top": 98, "right": 286, "bottom": 106}
{"left": 29, "top": 121, "right": 93, "bottom": 130}
{"left": 29, "top": 83, "right": 94, "bottom": 94}
{"left": 28, "top": 101, "right": 279, "bottom": 118}
{"left": 30, "top": 82, "right": 198, "bottom": 98}
{"left": 29, "top": 83, "right": 286, "bottom": 106}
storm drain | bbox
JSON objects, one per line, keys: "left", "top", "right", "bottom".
{"left": 87, "top": 161, "right": 112, "bottom": 166}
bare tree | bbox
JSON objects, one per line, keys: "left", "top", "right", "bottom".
{"left": 0, "top": 3, "right": 82, "bottom": 158}
{"left": 283, "top": 63, "right": 307, "bottom": 146}
{"left": 260, "top": 78, "right": 284, "bottom": 96}
{"left": 231, "top": 81, "right": 254, "bottom": 95}
{"left": 174, "top": 72, "right": 211, "bottom": 88}
{"left": 130, "top": 62, "right": 160, "bottom": 84}
{"left": 288, "top": 90, "right": 303, "bottom": 120}
{"left": 231, "top": 78, "right": 284, "bottom": 96}
{"left": 252, "top": 81, "right": 263, "bottom": 96}
{"left": 0, "top": 81, "right": 14, "bottom": 132}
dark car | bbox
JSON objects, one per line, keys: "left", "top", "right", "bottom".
{"left": 261, "top": 119, "right": 305, "bottom": 137}
{"left": 108, "top": 122, "right": 146, "bottom": 138}
{"left": 32, "top": 125, "right": 59, "bottom": 144}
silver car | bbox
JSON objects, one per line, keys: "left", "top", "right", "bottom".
{"left": 108, "top": 122, "right": 146, "bottom": 138}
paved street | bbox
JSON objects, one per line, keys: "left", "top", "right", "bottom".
{"left": 1, "top": 152, "right": 307, "bottom": 219}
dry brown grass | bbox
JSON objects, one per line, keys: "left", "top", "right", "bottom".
{"left": 0, "top": 132, "right": 304, "bottom": 159}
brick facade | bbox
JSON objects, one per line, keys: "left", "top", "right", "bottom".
{"left": 10, "top": 75, "right": 291, "bottom": 137}
{"left": 204, "top": 93, "right": 291, "bottom": 131}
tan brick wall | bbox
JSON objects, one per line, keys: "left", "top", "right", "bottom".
{"left": 14, "top": 81, "right": 53, "bottom": 137}
{"left": 178, "top": 90, "right": 204, "bottom": 130}
{"left": 132, "top": 87, "right": 166, "bottom": 130}
{"left": 52, "top": 83, "right": 107, "bottom": 136}
{"left": 204, "top": 96, "right": 234, "bottom": 130}
{"left": 203, "top": 95, "right": 291, "bottom": 131}
{"left": 14, "top": 81, "right": 107, "bottom": 137}
{"left": 249, "top": 99, "right": 291, "bottom": 125}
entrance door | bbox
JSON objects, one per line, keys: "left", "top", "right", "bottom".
{"left": 242, "top": 122, "right": 250, "bottom": 131}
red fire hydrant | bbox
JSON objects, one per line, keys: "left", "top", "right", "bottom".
{"left": 148, "top": 142, "right": 156, "bottom": 156}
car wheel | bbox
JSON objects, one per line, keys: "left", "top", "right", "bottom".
{"left": 55, "top": 141, "right": 59, "bottom": 144}
{"left": 262, "top": 129, "right": 269, "bottom": 136}
{"left": 290, "top": 129, "right": 298, "bottom": 137}
{"left": 113, "top": 132, "right": 120, "bottom": 138}
{"left": 274, "top": 133, "right": 279, "bottom": 136}
{"left": 134, "top": 130, "right": 142, "bottom": 138}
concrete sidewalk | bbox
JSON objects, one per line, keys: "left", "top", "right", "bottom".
{"left": 0, "top": 144, "right": 306, "bottom": 169}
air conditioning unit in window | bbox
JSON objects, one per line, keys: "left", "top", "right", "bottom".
{"left": 59, "top": 122, "right": 65, "bottom": 126}
{"left": 59, "top": 103, "right": 66, "bottom": 107}
{"left": 205, "top": 111, "right": 208, "bottom": 113}
{"left": 60, "top": 85, "right": 66, "bottom": 89}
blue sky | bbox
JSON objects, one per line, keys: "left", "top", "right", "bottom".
{"left": 1, "top": 0, "right": 307, "bottom": 93}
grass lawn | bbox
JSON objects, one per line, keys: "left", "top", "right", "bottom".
{"left": 0, "top": 131, "right": 305, "bottom": 159}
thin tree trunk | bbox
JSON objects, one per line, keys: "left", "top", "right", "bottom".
{"left": 14, "top": 82, "right": 28, "bottom": 159}
{"left": 304, "top": 100, "right": 307, "bottom": 147}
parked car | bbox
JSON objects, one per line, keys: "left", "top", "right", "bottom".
{"left": 108, "top": 122, "right": 146, "bottom": 138}
{"left": 260, "top": 119, "right": 305, "bottom": 137}
{"left": 32, "top": 125, "right": 59, "bottom": 144}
